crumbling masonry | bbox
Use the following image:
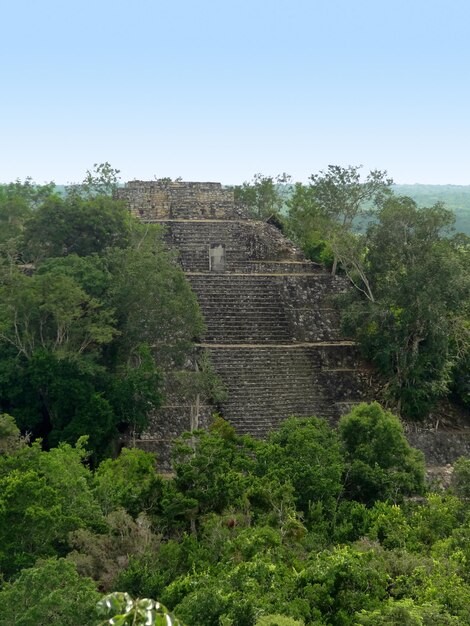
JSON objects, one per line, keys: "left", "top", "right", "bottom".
{"left": 117, "top": 181, "right": 470, "bottom": 467}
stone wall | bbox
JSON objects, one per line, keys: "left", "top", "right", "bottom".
{"left": 116, "top": 181, "right": 248, "bottom": 221}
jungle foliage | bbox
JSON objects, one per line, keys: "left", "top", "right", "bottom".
{"left": 0, "top": 407, "right": 470, "bottom": 625}
{"left": 0, "top": 170, "right": 204, "bottom": 459}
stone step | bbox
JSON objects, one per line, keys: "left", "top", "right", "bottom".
{"left": 195, "top": 344, "right": 375, "bottom": 437}
{"left": 159, "top": 220, "right": 306, "bottom": 272}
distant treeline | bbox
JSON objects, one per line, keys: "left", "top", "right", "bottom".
{"left": 393, "top": 184, "right": 470, "bottom": 235}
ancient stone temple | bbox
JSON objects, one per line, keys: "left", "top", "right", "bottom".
{"left": 116, "top": 181, "right": 374, "bottom": 459}
{"left": 117, "top": 181, "right": 470, "bottom": 468}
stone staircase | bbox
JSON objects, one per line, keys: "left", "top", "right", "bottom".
{"left": 204, "top": 345, "right": 371, "bottom": 437}
{"left": 120, "top": 183, "right": 376, "bottom": 458}
{"left": 117, "top": 181, "right": 470, "bottom": 469}
{"left": 187, "top": 270, "right": 351, "bottom": 338}
{"left": 158, "top": 220, "right": 304, "bottom": 272}
{"left": 188, "top": 274, "right": 293, "bottom": 344}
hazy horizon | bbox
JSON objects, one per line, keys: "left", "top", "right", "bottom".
{"left": 3, "top": 177, "right": 470, "bottom": 188}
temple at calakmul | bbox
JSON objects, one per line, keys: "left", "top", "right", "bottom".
{"left": 116, "top": 181, "right": 470, "bottom": 469}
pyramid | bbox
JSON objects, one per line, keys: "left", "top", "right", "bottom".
{"left": 117, "top": 181, "right": 470, "bottom": 469}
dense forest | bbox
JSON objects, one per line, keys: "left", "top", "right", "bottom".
{"left": 0, "top": 165, "right": 470, "bottom": 625}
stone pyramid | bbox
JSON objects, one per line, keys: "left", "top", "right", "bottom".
{"left": 117, "top": 180, "right": 470, "bottom": 470}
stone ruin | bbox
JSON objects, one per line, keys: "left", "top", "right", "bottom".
{"left": 117, "top": 181, "right": 470, "bottom": 468}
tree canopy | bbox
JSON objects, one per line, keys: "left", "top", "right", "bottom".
{"left": 283, "top": 166, "right": 470, "bottom": 418}
{"left": 0, "top": 407, "right": 467, "bottom": 625}
{"left": 0, "top": 168, "right": 205, "bottom": 459}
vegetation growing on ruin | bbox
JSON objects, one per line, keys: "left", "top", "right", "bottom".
{"left": 237, "top": 167, "right": 470, "bottom": 418}
{"left": 0, "top": 167, "right": 205, "bottom": 461}
{"left": 0, "top": 165, "right": 469, "bottom": 624}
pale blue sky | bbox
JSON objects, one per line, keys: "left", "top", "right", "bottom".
{"left": 1, "top": 0, "right": 469, "bottom": 185}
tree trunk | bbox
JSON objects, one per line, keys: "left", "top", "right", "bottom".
{"left": 331, "top": 256, "right": 338, "bottom": 276}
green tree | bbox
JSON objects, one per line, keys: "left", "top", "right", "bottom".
{"left": 356, "top": 598, "right": 460, "bottom": 625}
{"left": 407, "top": 493, "right": 465, "bottom": 550}
{"left": 295, "top": 545, "right": 389, "bottom": 625}
{"left": 0, "top": 188, "right": 32, "bottom": 248}
{"left": 255, "top": 616, "right": 304, "bottom": 626}
{"left": 36, "top": 253, "right": 113, "bottom": 300}
{"left": 93, "top": 447, "right": 163, "bottom": 517}
{"left": 165, "top": 552, "right": 302, "bottom": 626}
{"left": 0, "top": 412, "right": 26, "bottom": 454}
{"left": 67, "top": 508, "right": 160, "bottom": 592}
{"left": 115, "top": 535, "right": 209, "bottom": 602}
{"left": 0, "top": 440, "right": 104, "bottom": 577}
{"left": 403, "top": 564, "right": 470, "bottom": 622}
{"left": 339, "top": 402, "right": 425, "bottom": 504}
{"left": 366, "top": 501, "right": 411, "bottom": 549}
{"left": 341, "top": 198, "right": 470, "bottom": 417}
{"left": 310, "top": 165, "right": 393, "bottom": 231}
{"left": 308, "top": 164, "right": 393, "bottom": 275}
{"left": 105, "top": 224, "right": 205, "bottom": 366}
{"left": 0, "top": 558, "right": 99, "bottom": 626}
{"left": 451, "top": 457, "right": 470, "bottom": 499}
{"left": 0, "top": 349, "right": 120, "bottom": 457}
{"left": 0, "top": 221, "right": 202, "bottom": 456}
{"left": 234, "top": 173, "right": 292, "bottom": 220}
{"left": 21, "top": 194, "right": 131, "bottom": 261}
{"left": 0, "top": 179, "right": 55, "bottom": 266}
{"left": 0, "top": 257, "right": 120, "bottom": 454}
{"left": 169, "top": 419, "right": 257, "bottom": 531}
{"left": 0, "top": 177, "right": 55, "bottom": 209}
{"left": 257, "top": 416, "right": 344, "bottom": 523}
{"left": 107, "top": 344, "right": 163, "bottom": 440}
{"left": 451, "top": 344, "right": 470, "bottom": 410}
{"left": 0, "top": 267, "right": 116, "bottom": 359}
{"left": 75, "top": 161, "right": 121, "bottom": 198}
{"left": 286, "top": 182, "right": 333, "bottom": 265}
